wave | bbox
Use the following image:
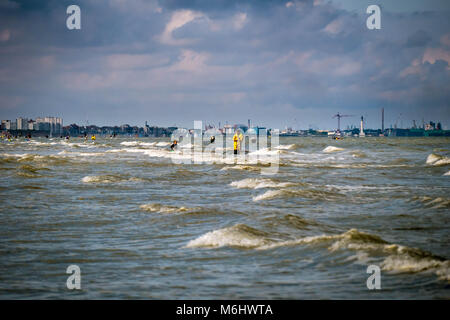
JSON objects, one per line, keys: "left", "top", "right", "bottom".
{"left": 230, "top": 178, "right": 293, "bottom": 190}
{"left": 263, "top": 214, "right": 321, "bottom": 230}
{"left": 351, "top": 151, "right": 367, "bottom": 158}
{"left": 411, "top": 196, "right": 450, "bottom": 209}
{"left": 140, "top": 203, "right": 189, "bottom": 214}
{"left": 326, "top": 229, "right": 450, "bottom": 281}
{"left": 155, "top": 142, "right": 170, "bottom": 147}
{"left": 426, "top": 153, "right": 450, "bottom": 166}
{"left": 323, "top": 146, "right": 345, "bottom": 153}
{"left": 185, "top": 224, "right": 274, "bottom": 249}
{"left": 16, "top": 164, "right": 49, "bottom": 178}
{"left": 444, "top": 171, "right": 450, "bottom": 176}
{"left": 186, "top": 225, "right": 450, "bottom": 281}
{"left": 220, "top": 165, "right": 260, "bottom": 172}
{"left": 120, "top": 141, "right": 159, "bottom": 148}
{"left": 275, "top": 144, "right": 297, "bottom": 150}
{"left": 81, "top": 174, "right": 146, "bottom": 184}
{"left": 0, "top": 153, "right": 71, "bottom": 165}
{"left": 252, "top": 190, "right": 285, "bottom": 201}
{"left": 120, "top": 141, "right": 139, "bottom": 146}
{"left": 252, "top": 188, "right": 344, "bottom": 202}
{"left": 249, "top": 148, "right": 281, "bottom": 156}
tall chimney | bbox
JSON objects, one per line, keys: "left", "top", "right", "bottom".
{"left": 360, "top": 116, "right": 365, "bottom": 137}
{"left": 381, "top": 108, "right": 384, "bottom": 131}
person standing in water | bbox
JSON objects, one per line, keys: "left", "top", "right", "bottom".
{"left": 170, "top": 140, "right": 178, "bottom": 151}
{"left": 233, "top": 132, "right": 239, "bottom": 155}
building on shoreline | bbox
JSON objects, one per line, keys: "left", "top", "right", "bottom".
{"left": 1, "top": 116, "right": 63, "bottom": 136}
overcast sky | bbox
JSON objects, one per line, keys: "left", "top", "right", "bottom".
{"left": 0, "top": 0, "right": 449, "bottom": 130}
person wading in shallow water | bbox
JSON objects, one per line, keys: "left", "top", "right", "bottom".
{"left": 170, "top": 140, "right": 178, "bottom": 151}
{"left": 233, "top": 132, "right": 239, "bottom": 155}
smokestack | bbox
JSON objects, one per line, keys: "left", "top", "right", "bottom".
{"left": 248, "top": 119, "right": 251, "bottom": 129}
{"left": 360, "top": 116, "right": 365, "bottom": 137}
{"left": 381, "top": 108, "right": 384, "bottom": 131}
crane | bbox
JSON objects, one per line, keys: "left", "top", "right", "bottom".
{"left": 333, "top": 112, "right": 353, "bottom": 132}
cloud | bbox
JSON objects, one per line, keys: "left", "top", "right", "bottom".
{"left": 171, "top": 49, "right": 209, "bottom": 72}
{"left": 0, "top": 29, "right": 10, "bottom": 41}
{"left": 0, "top": 0, "right": 19, "bottom": 9}
{"left": 106, "top": 54, "right": 170, "bottom": 69}
{"left": 158, "top": 9, "right": 205, "bottom": 45}
{"left": 406, "top": 30, "right": 431, "bottom": 48}
{"left": 323, "top": 19, "right": 343, "bottom": 35}
{"left": 0, "top": 0, "right": 449, "bottom": 128}
{"left": 423, "top": 47, "right": 450, "bottom": 66}
{"left": 440, "top": 33, "right": 450, "bottom": 47}
{"left": 232, "top": 12, "right": 247, "bottom": 31}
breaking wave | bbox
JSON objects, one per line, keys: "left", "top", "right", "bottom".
{"left": 140, "top": 203, "right": 189, "bottom": 213}
{"left": 275, "top": 144, "right": 297, "bottom": 150}
{"left": 186, "top": 224, "right": 273, "bottom": 249}
{"left": 1, "top": 153, "right": 71, "bottom": 165}
{"left": 411, "top": 196, "right": 450, "bottom": 209}
{"left": 323, "top": 146, "right": 345, "bottom": 153}
{"left": 252, "top": 190, "right": 285, "bottom": 201}
{"left": 81, "top": 174, "right": 146, "bottom": 184}
{"left": 120, "top": 141, "right": 160, "bottom": 147}
{"left": 426, "top": 153, "right": 450, "bottom": 166}
{"left": 252, "top": 188, "right": 344, "bottom": 202}
{"left": 186, "top": 225, "right": 450, "bottom": 281}
{"left": 230, "top": 178, "right": 293, "bottom": 189}
{"left": 120, "top": 141, "right": 140, "bottom": 146}
{"left": 220, "top": 165, "right": 260, "bottom": 172}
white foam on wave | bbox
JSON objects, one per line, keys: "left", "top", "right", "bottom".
{"left": 230, "top": 178, "right": 293, "bottom": 190}
{"left": 275, "top": 144, "right": 296, "bottom": 150}
{"left": 140, "top": 142, "right": 157, "bottom": 147}
{"left": 327, "top": 229, "right": 450, "bottom": 281}
{"left": 252, "top": 190, "right": 285, "bottom": 201}
{"left": 185, "top": 224, "right": 272, "bottom": 249}
{"left": 140, "top": 203, "right": 189, "bottom": 214}
{"left": 323, "top": 146, "right": 345, "bottom": 153}
{"left": 186, "top": 226, "right": 450, "bottom": 281}
{"left": 444, "top": 171, "right": 450, "bottom": 176}
{"left": 179, "top": 143, "right": 193, "bottom": 149}
{"left": 57, "top": 150, "right": 105, "bottom": 157}
{"left": 120, "top": 141, "right": 139, "bottom": 146}
{"left": 81, "top": 175, "right": 144, "bottom": 183}
{"left": 220, "top": 165, "right": 260, "bottom": 172}
{"left": 120, "top": 141, "right": 158, "bottom": 147}
{"left": 426, "top": 153, "right": 450, "bottom": 166}
{"left": 249, "top": 148, "right": 281, "bottom": 156}
{"left": 412, "top": 196, "right": 450, "bottom": 209}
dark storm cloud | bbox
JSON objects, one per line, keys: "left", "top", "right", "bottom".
{"left": 0, "top": 0, "right": 449, "bottom": 129}
{"left": 406, "top": 30, "right": 432, "bottom": 48}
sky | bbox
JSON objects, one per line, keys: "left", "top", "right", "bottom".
{"left": 0, "top": 0, "right": 449, "bottom": 130}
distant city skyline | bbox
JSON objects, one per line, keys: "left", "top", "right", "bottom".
{"left": 1, "top": 113, "right": 447, "bottom": 132}
{"left": 0, "top": 0, "right": 449, "bottom": 129}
